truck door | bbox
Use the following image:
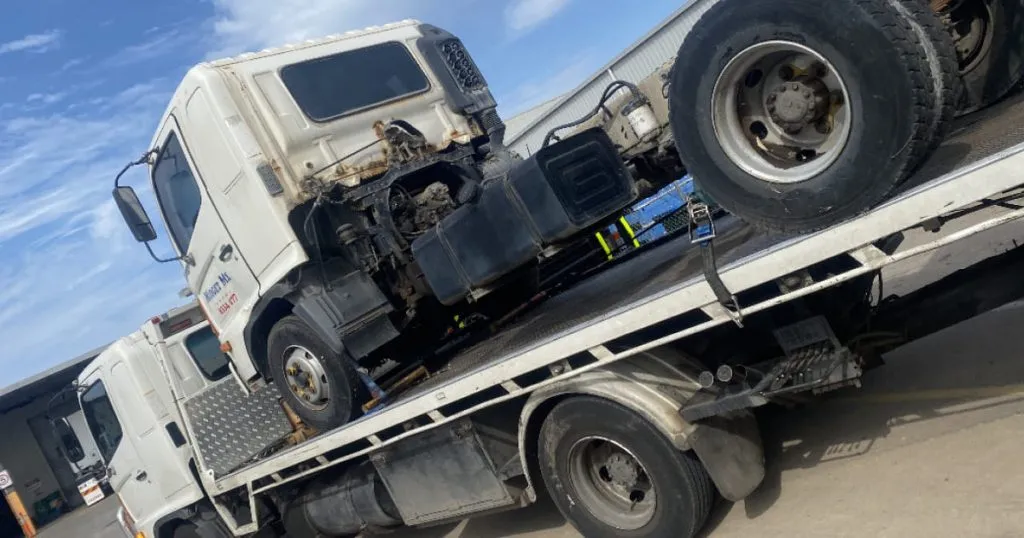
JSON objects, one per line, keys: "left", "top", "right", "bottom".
{"left": 150, "top": 116, "right": 258, "bottom": 342}
{"left": 78, "top": 374, "right": 164, "bottom": 522}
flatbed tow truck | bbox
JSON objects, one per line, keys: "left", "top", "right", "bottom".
{"left": 88, "top": 2, "right": 1024, "bottom": 534}
{"left": 91, "top": 88, "right": 1024, "bottom": 538}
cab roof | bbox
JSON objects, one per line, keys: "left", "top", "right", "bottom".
{"left": 146, "top": 18, "right": 424, "bottom": 153}
{"left": 203, "top": 19, "right": 421, "bottom": 67}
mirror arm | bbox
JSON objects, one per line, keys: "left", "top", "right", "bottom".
{"left": 114, "top": 149, "right": 158, "bottom": 188}
{"left": 145, "top": 242, "right": 189, "bottom": 264}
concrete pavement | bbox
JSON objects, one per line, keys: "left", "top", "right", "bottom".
{"left": 37, "top": 496, "right": 122, "bottom": 538}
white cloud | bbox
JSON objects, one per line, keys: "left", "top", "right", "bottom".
{"left": 0, "top": 77, "right": 187, "bottom": 386}
{"left": 0, "top": 30, "right": 62, "bottom": 55}
{"left": 505, "top": 0, "right": 571, "bottom": 32}
{"left": 207, "top": 0, "right": 442, "bottom": 57}
{"left": 102, "top": 28, "right": 195, "bottom": 68}
{"left": 26, "top": 92, "right": 66, "bottom": 105}
{"left": 58, "top": 57, "right": 86, "bottom": 72}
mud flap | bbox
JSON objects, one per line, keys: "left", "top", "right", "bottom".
{"left": 686, "top": 411, "right": 764, "bottom": 502}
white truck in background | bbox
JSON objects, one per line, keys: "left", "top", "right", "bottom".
{"left": 70, "top": 305, "right": 283, "bottom": 538}
{"left": 49, "top": 410, "right": 112, "bottom": 506}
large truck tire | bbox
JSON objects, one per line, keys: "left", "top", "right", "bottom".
{"left": 267, "top": 316, "right": 367, "bottom": 431}
{"left": 668, "top": 0, "right": 936, "bottom": 233}
{"left": 944, "top": 0, "right": 1024, "bottom": 114}
{"left": 537, "top": 397, "right": 715, "bottom": 538}
{"left": 895, "top": 0, "right": 963, "bottom": 159}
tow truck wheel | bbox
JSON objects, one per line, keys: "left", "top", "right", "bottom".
{"left": 537, "top": 397, "right": 715, "bottom": 538}
{"left": 267, "top": 316, "right": 367, "bottom": 431}
{"left": 668, "top": 0, "right": 936, "bottom": 233}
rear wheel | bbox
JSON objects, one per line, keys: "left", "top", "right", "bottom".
{"left": 940, "top": 0, "right": 1024, "bottom": 114}
{"left": 669, "top": 0, "right": 935, "bottom": 232}
{"left": 538, "top": 397, "right": 715, "bottom": 538}
{"left": 267, "top": 316, "right": 367, "bottom": 431}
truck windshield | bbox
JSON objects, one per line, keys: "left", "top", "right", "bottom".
{"left": 185, "top": 327, "right": 231, "bottom": 381}
{"left": 280, "top": 41, "right": 429, "bottom": 122}
{"left": 80, "top": 381, "right": 124, "bottom": 463}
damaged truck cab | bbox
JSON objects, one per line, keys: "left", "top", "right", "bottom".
{"left": 114, "top": 20, "right": 647, "bottom": 430}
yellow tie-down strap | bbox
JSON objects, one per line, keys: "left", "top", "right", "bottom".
{"left": 619, "top": 216, "right": 641, "bottom": 248}
{"left": 596, "top": 217, "right": 641, "bottom": 260}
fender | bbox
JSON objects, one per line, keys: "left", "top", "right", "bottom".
{"left": 244, "top": 264, "right": 398, "bottom": 379}
{"left": 517, "top": 346, "right": 765, "bottom": 502}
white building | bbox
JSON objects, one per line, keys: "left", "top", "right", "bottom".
{"left": 0, "top": 346, "right": 106, "bottom": 535}
{"left": 504, "top": 0, "right": 714, "bottom": 156}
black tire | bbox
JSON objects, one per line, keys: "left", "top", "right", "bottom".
{"left": 669, "top": 0, "right": 933, "bottom": 233}
{"left": 267, "top": 315, "right": 367, "bottom": 431}
{"left": 950, "top": 0, "right": 1024, "bottom": 114}
{"left": 537, "top": 397, "right": 715, "bottom": 538}
{"left": 894, "top": 0, "right": 963, "bottom": 160}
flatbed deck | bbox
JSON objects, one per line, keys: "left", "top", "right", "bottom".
{"left": 209, "top": 90, "right": 1024, "bottom": 497}
{"left": 404, "top": 89, "right": 1024, "bottom": 399}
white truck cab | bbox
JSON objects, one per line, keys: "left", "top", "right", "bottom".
{"left": 75, "top": 305, "right": 238, "bottom": 538}
{"left": 113, "top": 20, "right": 647, "bottom": 431}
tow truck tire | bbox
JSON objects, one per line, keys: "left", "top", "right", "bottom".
{"left": 537, "top": 397, "right": 715, "bottom": 538}
{"left": 267, "top": 316, "right": 366, "bottom": 431}
{"left": 953, "top": 0, "right": 1024, "bottom": 114}
{"left": 668, "top": 0, "right": 935, "bottom": 233}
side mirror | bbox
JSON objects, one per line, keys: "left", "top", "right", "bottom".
{"left": 53, "top": 418, "right": 85, "bottom": 463}
{"left": 113, "top": 186, "right": 157, "bottom": 243}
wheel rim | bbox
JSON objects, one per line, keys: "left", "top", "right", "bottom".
{"left": 567, "top": 436, "right": 657, "bottom": 530}
{"left": 948, "top": 0, "right": 994, "bottom": 76}
{"left": 282, "top": 345, "right": 331, "bottom": 411}
{"left": 711, "top": 40, "right": 853, "bottom": 184}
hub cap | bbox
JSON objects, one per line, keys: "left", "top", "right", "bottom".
{"left": 568, "top": 436, "right": 656, "bottom": 530}
{"left": 712, "top": 40, "right": 852, "bottom": 184}
{"left": 283, "top": 345, "right": 330, "bottom": 411}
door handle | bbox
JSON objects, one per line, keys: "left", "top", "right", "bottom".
{"left": 135, "top": 471, "right": 148, "bottom": 482}
{"left": 218, "top": 244, "right": 234, "bottom": 262}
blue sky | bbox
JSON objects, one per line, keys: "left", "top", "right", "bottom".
{"left": 0, "top": 0, "right": 682, "bottom": 387}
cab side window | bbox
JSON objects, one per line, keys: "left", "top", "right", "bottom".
{"left": 152, "top": 132, "right": 202, "bottom": 253}
{"left": 185, "top": 327, "right": 232, "bottom": 381}
{"left": 80, "top": 381, "right": 124, "bottom": 463}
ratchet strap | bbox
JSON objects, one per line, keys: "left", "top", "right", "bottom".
{"left": 688, "top": 199, "right": 743, "bottom": 325}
